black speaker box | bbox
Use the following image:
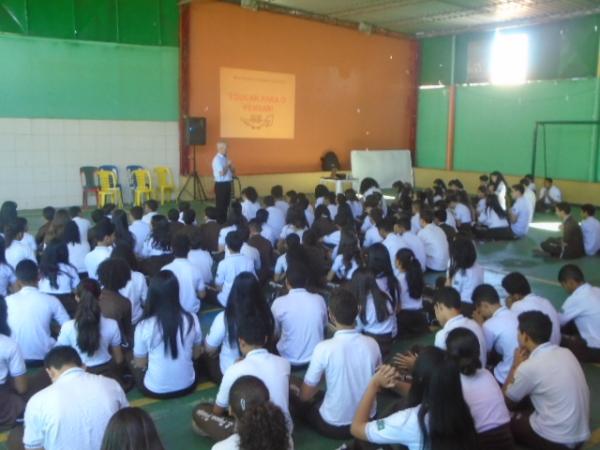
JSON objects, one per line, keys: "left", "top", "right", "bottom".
{"left": 186, "top": 117, "right": 206, "bottom": 146}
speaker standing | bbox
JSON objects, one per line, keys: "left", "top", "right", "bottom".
{"left": 212, "top": 141, "right": 234, "bottom": 223}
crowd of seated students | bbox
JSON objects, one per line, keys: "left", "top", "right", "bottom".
{"left": 0, "top": 171, "right": 598, "bottom": 450}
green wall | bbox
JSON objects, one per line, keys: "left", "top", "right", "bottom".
{"left": 0, "top": 34, "right": 179, "bottom": 121}
{"left": 416, "top": 88, "right": 448, "bottom": 169}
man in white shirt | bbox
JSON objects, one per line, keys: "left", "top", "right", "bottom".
{"left": 502, "top": 272, "right": 561, "bottom": 345}
{"left": 472, "top": 284, "right": 519, "bottom": 384}
{"left": 272, "top": 264, "right": 328, "bottom": 368}
{"left": 128, "top": 206, "right": 151, "bottom": 257}
{"left": 557, "top": 264, "right": 600, "bottom": 362}
{"left": 0, "top": 330, "right": 27, "bottom": 429}
{"left": 580, "top": 204, "right": 600, "bottom": 256}
{"left": 69, "top": 206, "right": 91, "bottom": 244}
{"left": 6, "top": 260, "right": 69, "bottom": 364}
{"left": 296, "top": 288, "right": 381, "bottom": 439}
{"left": 271, "top": 185, "right": 289, "bottom": 217}
{"left": 504, "top": 311, "right": 590, "bottom": 449}
{"left": 263, "top": 197, "right": 286, "bottom": 242}
{"left": 213, "top": 141, "right": 234, "bottom": 223}
{"left": 377, "top": 218, "right": 407, "bottom": 272}
{"left": 161, "top": 234, "right": 205, "bottom": 314}
{"left": 509, "top": 184, "right": 532, "bottom": 238}
{"left": 192, "top": 316, "right": 291, "bottom": 441}
{"left": 417, "top": 209, "right": 449, "bottom": 272}
{"left": 536, "top": 177, "right": 562, "bottom": 212}
{"left": 142, "top": 199, "right": 159, "bottom": 224}
{"left": 84, "top": 220, "right": 115, "bottom": 280}
{"left": 520, "top": 177, "right": 537, "bottom": 222}
{"left": 8, "top": 346, "right": 128, "bottom": 450}
{"left": 187, "top": 228, "right": 214, "bottom": 285}
{"left": 394, "top": 216, "right": 426, "bottom": 272}
{"left": 214, "top": 231, "right": 256, "bottom": 306}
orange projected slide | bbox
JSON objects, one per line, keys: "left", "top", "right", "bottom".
{"left": 220, "top": 68, "right": 295, "bottom": 139}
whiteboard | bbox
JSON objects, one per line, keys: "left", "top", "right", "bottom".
{"left": 351, "top": 150, "right": 413, "bottom": 189}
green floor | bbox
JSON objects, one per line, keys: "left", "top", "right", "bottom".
{"left": 3, "top": 202, "right": 600, "bottom": 449}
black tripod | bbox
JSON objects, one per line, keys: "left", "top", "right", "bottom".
{"left": 177, "top": 145, "right": 208, "bottom": 202}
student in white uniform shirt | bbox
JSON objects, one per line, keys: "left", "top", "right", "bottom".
{"left": 128, "top": 206, "right": 151, "bottom": 257}
{"left": 68, "top": 206, "right": 91, "bottom": 243}
{"left": 63, "top": 220, "right": 90, "bottom": 276}
{"left": 504, "top": 311, "right": 590, "bottom": 450}
{"left": 211, "top": 376, "right": 291, "bottom": 450}
{"left": 215, "top": 231, "right": 256, "bottom": 307}
{"left": 111, "top": 243, "right": 148, "bottom": 325}
{"left": 475, "top": 195, "right": 513, "bottom": 241}
{"left": 394, "top": 248, "right": 429, "bottom": 336}
{"left": 232, "top": 226, "right": 261, "bottom": 273}
{"left": 417, "top": 209, "right": 449, "bottom": 272}
{"left": 278, "top": 207, "right": 307, "bottom": 249}
{"left": 16, "top": 218, "right": 36, "bottom": 256}
{"left": 6, "top": 260, "right": 69, "bottom": 364}
{"left": 263, "top": 197, "right": 286, "bottom": 241}
{"left": 192, "top": 315, "right": 292, "bottom": 441}
{"left": 240, "top": 186, "right": 261, "bottom": 222}
{"left": 446, "top": 237, "right": 484, "bottom": 316}
{"left": 580, "top": 204, "right": 600, "bottom": 255}
{"left": 446, "top": 328, "right": 514, "bottom": 449}
{"left": 271, "top": 264, "right": 328, "bottom": 368}
{"left": 502, "top": 272, "right": 561, "bottom": 345}
{"left": 38, "top": 240, "right": 80, "bottom": 317}
{"left": 536, "top": 177, "right": 562, "bottom": 212}
{"left": 161, "top": 234, "right": 205, "bottom": 314}
{"left": 520, "top": 177, "right": 537, "bottom": 222}
{"left": 490, "top": 171, "right": 509, "bottom": 211}
{"left": 362, "top": 208, "right": 384, "bottom": 248}
{"left": 187, "top": 228, "right": 214, "bottom": 285}
{"left": 4, "top": 221, "right": 35, "bottom": 271}
{"left": 509, "top": 184, "right": 532, "bottom": 238}
{"left": 10, "top": 346, "right": 128, "bottom": 450}
{"left": 273, "top": 233, "right": 299, "bottom": 283}
{"left": 377, "top": 218, "right": 407, "bottom": 271}
{"left": 271, "top": 185, "right": 289, "bottom": 217}
{"left": 557, "top": 264, "right": 600, "bottom": 362}
{"left": 472, "top": 284, "right": 519, "bottom": 384}
{"left": 394, "top": 216, "right": 426, "bottom": 272}
{"left": 140, "top": 215, "right": 172, "bottom": 259}
{"left": 326, "top": 230, "right": 360, "bottom": 282}
{"left": 448, "top": 192, "right": 473, "bottom": 230}
{"left": 84, "top": 220, "right": 115, "bottom": 280}
{"left": 217, "top": 202, "right": 245, "bottom": 252}
{"left": 133, "top": 271, "right": 203, "bottom": 398}
{"left": 142, "top": 199, "right": 159, "bottom": 224}
{"left": 255, "top": 209, "right": 277, "bottom": 246}
{"left": 0, "top": 240, "right": 16, "bottom": 297}
{"left": 296, "top": 289, "right": 381, "bottom": 439}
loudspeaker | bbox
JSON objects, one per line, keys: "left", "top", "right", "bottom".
{"left": 185, "top": 117, "right": 206, "bottom": 146}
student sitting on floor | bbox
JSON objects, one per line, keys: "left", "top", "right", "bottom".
{"left": 0, "top": 238, "right": 15, "bottom": 297}
{"left": 509, "top": 184, "right": 532, "bottom": 238}
{"left": 248, "top": 219, "right": 274, "bottom": 284}
{"left": 417, "top": 209, "right": 449, "bottom": 272}
{"left": 350, "top": 269, "right": 397, "bottom": 358}
{"left": 327, "top": 230, "right": 360, "bottom": 283}
{"left": 38, "top": 240, "right": 80, "bottom": 317}
{"left": 475, "top": 186, "right": 488, "bottom": 217}
{"left": 362, "top": 207, "right": 383, "bottom": 248}
{"left": 100, "top": 407, "right": 166, "bottom": 450}
{"left": 35, "top": 206, "right": 55, "bottom": 249}
{"left": 377, "top": 218, "right": 407, "bottom": 271}
{"left": 6, "top": 260, "right": 69, "bottom": 366}
{"left": 254, "top": 209, "right": 276, "bottom": 247}
{"left": 580, "top": 203, "right": 600, "bottom": 256}
{"left": 394, "top": 248, "right": 428, "bottom": 337}
{"left": 111, "top": 243, "right": 147, "bottom": 326}
{"left": 446, "top": 328, "right": 514, "bottom": 450}
{"left": 192, "top": 314, "right": 292, "bottom": 441}
{"left": 133, "top": 271, "right": 203, "bottom": 399}
{"left": 539, "top": 202, "right": 585, "bottom": 259}
{"left": 295, "top": 288, "right": 381, "bottom": 440}
{"left": 215, "top": 231, "right": 256, "bottom": 307}
{"left": 490, "top": 171, "right": 509, "bottom": 211}
{"left": 471, "top": 284, "right": 519, "bottom": 385}
{"left": 140, "top": 215, "right": 173, "bottom": 261}
{"left": 365, "top": 243, "right": 400, "bottom": 307}
{"left": 557, "top": 264, "right": 600, "bottom": 363}
{"left": 448, "top": 192, "right": 473, "bottom": 231}
{"left": 446, "top": 237, "right": 484, "bottom": 316}
{"left": 186, "top": 228, "right": 213, "bottom": 288}
{"left": 0, "top": 295, "right": 27, "bottom": 430}
{"left": 97, "top": 258, "right": 132, "bottom": 347}
{"left": 504, "top": 311, "right": 590, "bottom": 450}
{"left": 142, "top": 199, "right": 159, "bottom": 224}
{"left": 128, "top": 206, "right": 150, "bottom": 258}
{"left": 199, "top": 206, "right": 222, "bottom": 253}
{"left": 474, "top": 194, "right": 513, "bottom": 241}
{"left": 263, "top": 196, "right": 286, "bottom": 242}
{"left": 8, "top": 346, "right": 128, "bottom": 450}
{"left": 84, "top": 220, "right": 116, "bottom": 280}
{"left": 520, "top": 177, "right": 537, "bottom": 222}
{"left": 433, "top": 209, "right": 457, "bottom": 244}
{"left": 17, "top": 218, "right": 36, "bottom": 256}
{"left": 536, "top": 177, "right": 562, "bottom": 212}
{"left": 273, "top": 233, "right": 298, "bottom": 283}
{"left": 64, "top": 220, "right": 90, "bottom": 278}
{"left": 271, "top": 264, "right": 327, "bottom": 369}
{"left": 241, "top": 186, "right": 261, "bottom": 222}
{"left": 271, "top": 185, "right": 289, "bottom": 217}
{"left": 4, "top": 221, "right": 35, "bottom": 271}
{"left": 233, "top": 226, "right": 261, "bottom": 273}
{"left": 394, "top": 216, "right": 426, "bottom": 272}
{"left": 278, "top": 206, "right": 308, "bottom": 249}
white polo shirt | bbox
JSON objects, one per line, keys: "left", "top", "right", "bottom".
{"left": 241, "top": 200, "right": 260, "bottom": 222}
{"left": 260, "top": 223, "right": 277, "bottom": 246}
{"left": 274, "top": 253, "right": 288, "bottom": 277}
{"left": 215, "top": 348, "right": 292, "bottom": 428}
{"left": 361, "top": 216, "right": 374, "bottom": 234}
{"left": 271, "top": 288, "right": 328, "bottom": 365}
{"left": 356, "top": 294, "right": 397, "bottom": 337}
{"left": 539, "top": 185, "right": 562, "bottom": 204}
{"left": 215, "top": 253, "right": 256, "bottom": 306}
{"left": 67, "top": 241, "right": 90, "bottom": 273}
{"left": 382, "top": 233, "right": 407, "bottom": 269}
{"left": 331, "top": 255, "right": 358, "bottom": 280}
{"left": 212, "top": 153, "right": 233, "bottom": 182}
{"left": 559, "top": 283, "right": 600, "bottom": 348}
{"left": 461, "top": 369, "right": 510, "bottom": 433}
{"left": 129, "top": 220, "right": 151, "bottom": 257}
{"left": 510, "top": 197, "right": 531, "bottom": 237}
{"left": 451, "top": 264, "right": 484, "bottom": 303}
{"left": 363, "top": 226, "right": 383, "bottom": 248}
{"left": 399, "top": 231, "right": 426, "bottom": 272}
{"left": 84, "top": 245, "right": 113, "bottom": 280}
{"left": 218, "top": 225, "right": 237, "bottom": 249}
{"left": 134, "top": 313, "right": 202, "bottom": 394}
{"left": 162, "top": 258, "right": 205, "bottom": 314}
{"left": 0, "top": 263, "right": 16, "bottom": 297}
{"left": 56, "top": 317, "right": 121, "bottom": 367}
{"left": 506, "top": 343, "right": 590, "bottom": 445}
{"left": 266, "top": 206, "right": 286, "bottom": 240}
{"left": 478, "top": 209, "right": 509, "bottom": 229}
{"left": 224, "top": 243, "right": 260, "bottom": 272}
{"left": 323, "top": 230, "right": 341, "bottom": 259}
{"left": 279, "top": 225, "right": 306, "bottom": 242}
{"left": 524, "top": 189, "right": 536, "bottom": 221}
{"left": 417, "top": 223, "right": 449, "bottom": 271}
{"left": 275, "top": 200, "right": 289, "bottom": 217}
{"left": 73, "top": 216, "right": 91, "bottom": 243}
{"left": 304, "top": 329, "right": 381, "bottom": 426}
{"left": 482, "top": 306, "right": 519, "bottom": 383}
{"left": 119, "top": 270, "right": 148, "bottom": 325}
{"left": 396, "top": 272, "right": 423, "bottom": 310}
{"left": 142, "top": 211, "right": 157, "bottom": 224}
{"left": 39, "top": 263, "right": 80, "bottom": 295}
{"left": 365, "top": 405, "right": 423, "bottom": 449}
{"left": 0, "top": 334, "right": 26, "bottom": 385}
{"left": 140, "top": 238, "right": 171, "bottom": 258}
{"left": 23, "top": 367, "right": 128, "bottom": 450}
{"left": 188, "top": 248, "right": 214, "bottom": 284}
{"left": 205, "top": 311, "right": 241, "bottom": 374}
{"left": 410, "top": 213, "right": 421, "bottom": 234}
{"left": 581, "top": 216, "right": 600, "bottom": 256}
{"left": 434, "top": 314, "right": 487, "bottom": 366}
{"left": 6, "top": 286, "right": 69, "bottom": 360}
{"left": 453, "top": 203, "right": 472, "bottom": 225}
{"left": 5, "top": 239, "right": 35, "bottom": 270}
{"left": 511, "top": 294, "right": 561, "bottom": 345}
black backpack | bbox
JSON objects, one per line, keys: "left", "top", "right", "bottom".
{"left": 321, "top": 151, "right": 341, "bottom": 171}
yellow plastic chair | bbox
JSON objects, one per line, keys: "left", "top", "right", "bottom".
{"left": 97, "top": 169, "right": 123, "bottom": 208}
{"left": 154, "top": 166, "right": 175, "bottom": 205}
{"left": 132, "top": 169, "right": 153, "bottom": 206}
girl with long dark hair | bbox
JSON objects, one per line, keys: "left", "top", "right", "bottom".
{"left": 311, "top": 204, "right": 336, "bottom": 238}
{"left": 447, "top": 237, "right": 484, "bottom": 312}
{"left": 0, "top": 238, "right": 16, "bottom": 297}
{"left": 327, "top": 229, "right": 361, "bottom": 282}
{"left": 241, "top": 186, "right": 261, "bottom": 221}
{"left": 475, "top": 195, "right": 513, "bottom": 241}
{"left": 140, "top": 215, "right": 171, "bottom": 258}
{"left": 0, "top": 201, "right": 17, "bottom": 235}
{"left": 4, "top": 220, "right": 35, "bottom": 270}
{"left": 112, "top": 242, "right": 147, "bottom": 326}
{"left": 133, "top": 270, "right": 203, "bottom": 398}
{"left": 43, "top": 208, "right": 71, "bottom": 246}
{"left": 100, "top": 407, "right": 165, "bottom": 450}
{"left": 111, "top": 209, "right": 135, "bottom": 249}
{"left": 217, "top": 201, "right": 246, "bottom": 252}
{"left": 39, "top": 239, "right": 80, "bottom": 317}
{"left": 365, "top": 243, "right": 399, "bottom": 305}
{"left": 490, "top": 171, "right": 509, "bottom": 211}
{"left": 205, "top": 272, "right": 275, "bottom": 382}
{"left": 395, "top": 248, "right": 428, "bottom": 337}
{"left": 62, "top": 220, "right": 90, "bottom": 276}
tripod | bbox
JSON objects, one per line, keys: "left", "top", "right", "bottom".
{"left": 177, "top": 145, "right": 208, "bottom": 202}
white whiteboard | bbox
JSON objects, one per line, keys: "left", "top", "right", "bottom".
{"left": 351, "top": 150, "right": 414, "bottom": 189}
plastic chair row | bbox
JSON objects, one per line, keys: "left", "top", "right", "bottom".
{"left": 79, "top": 165, "right": 175, "bottom": 208}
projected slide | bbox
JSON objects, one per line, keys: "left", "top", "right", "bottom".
{"left": 220, "top": 67, "right": 295, "bottom": 139}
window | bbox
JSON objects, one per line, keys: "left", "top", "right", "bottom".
{"left": 490, "top": 32, "right": 528, "bottom": 85}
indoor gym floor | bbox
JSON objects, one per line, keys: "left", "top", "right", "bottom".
{"left": 2, "top": 200, "right": 600, "bottom": 450}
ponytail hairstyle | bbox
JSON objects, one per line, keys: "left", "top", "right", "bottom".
{"left": 350, "top": 268, "right": 392, "bottom": 323}
{"left": 238, "top": 402, "right": 289, "bottom": 450}
{"left": 485, "top": 194, "right": 507, "bottom": 219}
{"left": 338, "top": 230, "right": 361, "bottom": 276}
{"left": 396, "top": 248, "right": 424, "bottom": 299}
{"left": 75, "top": 279, "right": 103, "bottom": 356}
{"left": 365, "top": 243, "right": 399, "bottom": 303}
{"left": 446, "top": 327, "right": 482, "bottom": 377}
{"left": 39, "top": 239, "right": 72, "bottom": 289}
{"left": 448, "top": 237, "right": 477, "bottom": 279}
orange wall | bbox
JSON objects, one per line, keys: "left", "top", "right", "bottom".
{"left": 188, "top": 2, "right": 418, "bottom": 176}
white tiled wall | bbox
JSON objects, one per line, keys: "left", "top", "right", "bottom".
{"left": 0, "top": 119, "right": 180, "bottom": 209}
